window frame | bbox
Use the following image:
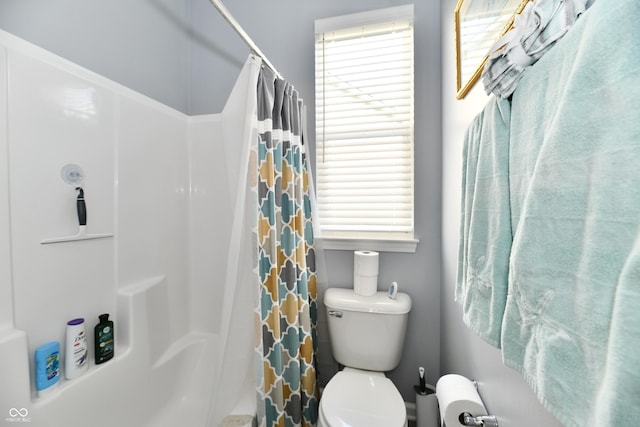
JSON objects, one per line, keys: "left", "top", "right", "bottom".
{"left": 314, "top": 5, "right": 418, "bottom": 253}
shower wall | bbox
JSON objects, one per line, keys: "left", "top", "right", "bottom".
{"left": 0, "top": 46, "right": 12, "bottom": 331}
{"left": 188, "top": 114, "right": 230, "bottom": 334}
{"left": 7, "top": 47, "right": 118, "bottom": 376}
{"left": 0, "top": 30, "right": 235, "bottom": 411}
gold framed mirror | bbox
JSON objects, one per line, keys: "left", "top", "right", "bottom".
{"left": 454, "top": 0, "right": 532, "bottom": 99}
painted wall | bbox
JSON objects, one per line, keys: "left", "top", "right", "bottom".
{"left": 0, "top": 0, "right": 191, "bottom": 113}
{"left": 0, "top": 2, "right": 568, "bottom": 422}
{"left": 0, "top": 0, "right": 580, "bottom": 427}
{"left": 201, "top": 0, "right": 444, "bottom": 401}
{"left": 0, "top": 0, "right": 442, "bottom": 404}
{"left": 439, "top": 1, "right": 564, "bottom": 425}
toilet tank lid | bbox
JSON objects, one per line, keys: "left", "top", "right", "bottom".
{"left": 324, "top": 288, "right": 411, "bottom": 314}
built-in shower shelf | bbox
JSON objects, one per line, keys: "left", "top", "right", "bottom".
{"left": 41, "top": 226, "right": 113, "bottom": 244}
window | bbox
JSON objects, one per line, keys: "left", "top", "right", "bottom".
{"left": 314, "top": 5, "right": 415, "bottom": 249}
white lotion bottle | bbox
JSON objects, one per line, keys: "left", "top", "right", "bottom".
{"left": 65, "top": 318, "right": 89, "bottom": 380}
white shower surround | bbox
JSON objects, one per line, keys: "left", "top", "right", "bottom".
{"left": 0, "top": 30, "right": 257, "bottom": 426}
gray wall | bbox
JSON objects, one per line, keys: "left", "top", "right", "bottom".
{"left": 0, "top": 0, "right": 192, "bottom": 113}
{"left": 211, "top": 0, "right": 444, "bottom": 402}
{"left": 0, "top": 0, "right": 443, "bottom": 403}
{"left": 1, "top": 1, "right": 569, "bottom": 424}
{"left": 439, "top": 0, "right": 564, "bottom": 425}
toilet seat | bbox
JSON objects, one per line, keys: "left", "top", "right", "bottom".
{"left": 319, "top": 368, "right": 407, "bottom": 427}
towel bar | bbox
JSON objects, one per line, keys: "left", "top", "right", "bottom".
{"left": 461, "top": 412, "right": 499, "bottom": 427}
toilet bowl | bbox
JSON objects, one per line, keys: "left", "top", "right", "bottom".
{"left": 318, "top": 368, "right": 407, "bottom": 427}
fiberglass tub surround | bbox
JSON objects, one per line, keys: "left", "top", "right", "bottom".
{"left": 0, "top": 30, "right": 257, "bottom": 427}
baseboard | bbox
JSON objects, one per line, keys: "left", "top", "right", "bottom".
{"left": 406, "top": 401, "right": 417, "bottom": 422}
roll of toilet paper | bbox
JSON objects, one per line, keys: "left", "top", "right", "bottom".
{"left": 435, "top": 374, "right": 487, "bottom": 427}
{"left": 353, "top": 251, "right": 378, "bottom": 296}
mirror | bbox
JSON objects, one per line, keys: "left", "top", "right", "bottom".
{"left": 454, "top": 0, "right": 532, "bottom": 99}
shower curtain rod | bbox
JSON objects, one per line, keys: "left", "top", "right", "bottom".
{"left": 207, "top": 0, "right": 282, "bottom": 78}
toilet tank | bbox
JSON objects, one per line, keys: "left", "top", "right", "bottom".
{"left": 324, "top": 288, "right": 412, "bottom": 372}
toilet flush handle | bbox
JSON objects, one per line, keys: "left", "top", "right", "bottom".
{"left": 328, "top": 310, "right": 343, "bottom": 318}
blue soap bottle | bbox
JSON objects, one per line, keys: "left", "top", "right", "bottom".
{"left": 35, "top": 341, "right": 60, "bottom": 397}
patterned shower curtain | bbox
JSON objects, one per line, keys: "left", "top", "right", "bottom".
{"left": 252, "top": 65, "right": 319, "bottom": 427}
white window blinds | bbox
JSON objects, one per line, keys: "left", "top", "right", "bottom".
{"left": 315, "top": 10, "right": 414, "bottom": 239}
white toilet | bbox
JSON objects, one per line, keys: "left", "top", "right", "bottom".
{"left": 318, "top": 288, "right": 412, "bottom": 427}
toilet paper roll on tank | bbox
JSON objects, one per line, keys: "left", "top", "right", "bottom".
{"left": 435, "top": 374, "right": 488, "bottom": 427}
{"left": 353, "top": 250, "right": 379, "bottom": 296}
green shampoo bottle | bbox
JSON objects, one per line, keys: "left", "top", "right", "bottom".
{"left": 94, "top": 313, "right": 114, "bottom": 364}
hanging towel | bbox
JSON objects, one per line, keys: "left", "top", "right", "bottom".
{"left": 456, "top": 96, "right": 512, "bottom": 348}
{"left": 502, "top": 0, "right": 640, "bottom": 425}
{"left": 482, "top": 0, "right": 592, "bottom": 98}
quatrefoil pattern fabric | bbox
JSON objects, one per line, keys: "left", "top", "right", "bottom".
{"left": 254, "top": 66, "right": 319, "bottom": 427}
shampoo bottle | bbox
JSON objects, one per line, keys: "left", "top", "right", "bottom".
{"left": 65, "top": 318, "right": 88, "bottom": 380}
{"left": 35, "top": 341, "right": 60, "bottom": 396}
{"left": 94, "top": 313, "right": 114, "bottom": 364}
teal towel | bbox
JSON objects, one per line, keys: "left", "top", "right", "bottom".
{"left": 503, "top": 0, "right": 640, "bottom": 425}
{"left": 456, "top": 96, "right": 512, "bottom": 348}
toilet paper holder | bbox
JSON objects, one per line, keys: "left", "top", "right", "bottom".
{"left": 460, "top": 412, "right": 499, "bottom": 427}
{"left": 461, "top": 380, "right": 498, "bottom": 427}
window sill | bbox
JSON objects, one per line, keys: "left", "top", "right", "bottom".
{"left": 317, "top": 236, "right": 419, "bottom": 253}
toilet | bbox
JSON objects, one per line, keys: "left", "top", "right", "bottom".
{"left": 318, "top": 288, "right": 412, "bottom": 427}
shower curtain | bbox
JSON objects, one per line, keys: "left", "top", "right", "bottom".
{"left": 253, "top": 65, "right": 319, "bottom": 427}
{"left": 205, "top": 54, "right": 320, "bottom": 427}
{"left": 207, "top": 55, "right": 263, "bottom": 427}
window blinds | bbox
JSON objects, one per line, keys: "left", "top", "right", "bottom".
{"left": 315, "top": 19, "right": 414, "bottom": 236}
